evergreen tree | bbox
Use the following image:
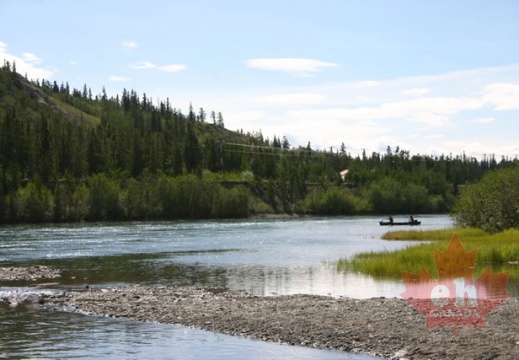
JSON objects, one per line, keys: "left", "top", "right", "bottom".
{"left": 217, "top": 112, "right": 224, "bottom": 127}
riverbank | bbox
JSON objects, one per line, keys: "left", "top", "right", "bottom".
{"left": 9, "top": 285, "right": 511, "bottom": 359}
{"left": 338, "top": 228, "right": 519, "bottom": 280}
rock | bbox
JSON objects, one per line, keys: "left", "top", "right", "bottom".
{"left": 39, "top": 285, "right": 519, "bottom": 360}
{"left": 0, "top": 265, "right": 61, "bottom": 281}
{"left": 392, "top": 349, "right": 408, "bottom": 359}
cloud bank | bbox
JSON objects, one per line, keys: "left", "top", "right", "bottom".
{"left": 217, "top": 64, "right": 519, "bottom": 157}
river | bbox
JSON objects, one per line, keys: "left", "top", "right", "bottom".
{"left": 1, "top": 215, "right": 453, "bottom": 358}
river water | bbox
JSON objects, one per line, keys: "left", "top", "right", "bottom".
{"left": 1, "top": 215, "right": 454, "bottom": 358}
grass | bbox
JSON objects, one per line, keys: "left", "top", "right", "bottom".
{"left": 50, "top": 97, "right": 101, "bottom": 126}
{"left": 380, "top": 227, "right": 488, "bottom": 241}
{"left": 337, "top": 227, "right": 519, "bottom": 280}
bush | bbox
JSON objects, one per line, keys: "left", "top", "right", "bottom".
{"left": 365, "top": 178, "right": 433, "bottom": 214}
{"left": 303, "top": 187, "right": 361, "bottom": 215}
{"left": 453, "top": 165, "right": 519, "bottom": 233}
{"left": 15, "top": 180, "right": 54, "bottom": 222}
{"left": 87, "top": 173, "right": 124, "bottom": 220}
{"left": 212, "top": 185, "right": 251, "bottom": 218}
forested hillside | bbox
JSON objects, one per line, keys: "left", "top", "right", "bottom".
{"left": 0, "top": 61, "right": 517, "bottom": 223}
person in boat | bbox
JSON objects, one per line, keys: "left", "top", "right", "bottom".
{"left": 408, "top": 215, "right": 414, "bottom": 224}
{"left": 388, "top": 216, "right": 393, "bottom": 225}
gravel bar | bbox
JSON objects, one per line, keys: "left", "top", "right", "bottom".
{"left": 34, "top": 285, "right": 519, "bottom": 359}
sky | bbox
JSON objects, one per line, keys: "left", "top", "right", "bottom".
{"left": 1, "top": 0, "right": 518, "bottom": 158}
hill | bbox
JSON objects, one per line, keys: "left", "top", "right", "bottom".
{"left": 1, "top": 61, "right": 517, "bottom": 223}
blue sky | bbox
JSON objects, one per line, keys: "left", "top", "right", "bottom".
{"left": 1, "top": 0, "right": 518, "bottom": 158}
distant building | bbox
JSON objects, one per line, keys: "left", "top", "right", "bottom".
{"left": 340, "top": 169, "right": 349, "bottom": 181}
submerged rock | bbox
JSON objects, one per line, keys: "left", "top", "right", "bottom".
{"left": 0, "top": 265, "right": 61, "bottom": 281}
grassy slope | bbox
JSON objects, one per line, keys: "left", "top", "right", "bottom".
{"left": 49, "top": 97, "right": 101, "bottom": 126}
{"left": 194, "top": 121, "right": 251, "bottom": 144}
{"left": 8, "top": 71, "right": 254, "bottom": 145}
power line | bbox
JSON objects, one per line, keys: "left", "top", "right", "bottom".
{"left": 224, "top": 142, "right": 315, "bottom": 154}
{"left": 223, "top": 148, "right": 332, "bottom": 158}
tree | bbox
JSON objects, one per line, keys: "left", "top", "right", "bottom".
{"left": 184, "top": 123, "right": 201, "bottom": 174}
{"left": 454, "top": 165, "right": 519, "bottom": 233}
{"left": 282, "top": 136, "right": 290, "bottom": 150}
{"left": 198, "top": 108, "right": 206, "bottom": 122}
{"left": 217, "top": 112, "right": 224, "bottom": 127}
{"left": 188, "top": 103, "right": 195, "bottom": 122}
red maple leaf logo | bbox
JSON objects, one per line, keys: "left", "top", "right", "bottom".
{"left": 401, "top": 234, "right": 511, "bottom": 333}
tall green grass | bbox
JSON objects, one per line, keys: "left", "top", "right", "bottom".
{"left": 337, "top": 228, "right": 519, "bottom": 279}
{"left": 380, "top": 227, "right": 487, "bottom": 241}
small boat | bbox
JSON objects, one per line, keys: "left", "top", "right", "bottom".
{"left": 379, "top": 219, "right": 421, "bottom": 226}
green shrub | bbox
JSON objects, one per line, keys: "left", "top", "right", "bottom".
{"left": 454, "top": 165, "right": 519, "bottom": 233}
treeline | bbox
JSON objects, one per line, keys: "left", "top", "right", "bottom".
{"left": 1, "top": 61, "right": 518, "bottom": 223}
{"left": 8, "top": 173, "right": 250, "bottom": 222}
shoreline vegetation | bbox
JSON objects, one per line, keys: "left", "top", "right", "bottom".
{"left": 338, "top": 228, "right": 519, "bottom": 280}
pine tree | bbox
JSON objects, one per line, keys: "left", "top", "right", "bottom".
{"left": 198, "top": 108, "right": 206, "bottom": 122}
{"left": 217, "top": 112, "right": 224, "bottom": 127}
{"left": 282, "top": 136, "right": 290, "bottom": 150}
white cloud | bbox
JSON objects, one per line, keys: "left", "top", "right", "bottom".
{"left": 121, "top": 41, "right": 138, "bottom": 52}
{"left": 285, "top": 119, "right": 392, "bottom": 152}
{"left": 288, "top": 96, "right": 483, "bottom": 126}
{"left": 383, "top": 97, "right": 484, "bottom": 125}
{"left": 255, "top": 93, "right": 327, "bottom": 105}
{"left": 401, "top": 88, "right": 429, "bottom": 97}
{"left": 224, "top": 110, "right": 266, "bottom": 124}
{"left": 130, "top": 61, "right": 156, "bottom": 69}
{"left": 109, "top": 75, "right": 130, "bottom": 82}
{"left": 483, "top": 83, "right": 519, "bottom": 110}
{"left": 245, "top": 58, "right": 338, "bottom": 75}
{"left": 130, "top": 61, "right": 186, "bottom": 73}
{"left": 356, "top": 80, "right": 381, "bottom": 88}
{"left": 0, "top": 41, "right": 53, "bottom": 80}
{"left": 425, "top": 134, "right": 444, "bottom": 139}
{"left": 475, "top": 117, "right": 495, "bottom": 124}
{"left": 159, "top": 64, "right": 187, "bottom": 73}
{"left": 22, "top": 52, "right": 41, "bottom": 64}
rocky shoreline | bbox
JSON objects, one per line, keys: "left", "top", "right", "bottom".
{"left": 21, "top": 285, "right": 518, "bottom": 359}
{"left": 2, "top": 267, "right": 519, "bottom": 359}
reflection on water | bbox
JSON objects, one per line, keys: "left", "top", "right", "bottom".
{"left": 1, "top": 215, "right": 457, "bottom": 298}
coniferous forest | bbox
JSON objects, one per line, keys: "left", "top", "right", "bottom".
{"left": 0, "top": 61, "right": 517, "bottom": 224}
